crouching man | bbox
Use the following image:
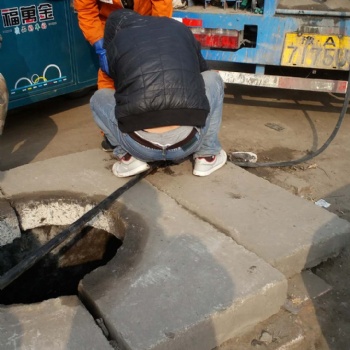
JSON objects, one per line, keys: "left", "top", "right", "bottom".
{"left": 90, "top": 9, "right": 227, "bottom": 177}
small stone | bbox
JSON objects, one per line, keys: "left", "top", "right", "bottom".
{"left": 259, "top": 330, "right": 273, "bottom": 344}
{"left": 251, "top": 338, "right": 264, "bottom": 347}
{"left": 164, "top": 331, "right": 175, "bottom": 339}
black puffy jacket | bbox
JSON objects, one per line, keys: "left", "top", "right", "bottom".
{"left": 104, "top": 9, "right": 210, "bottom": 133}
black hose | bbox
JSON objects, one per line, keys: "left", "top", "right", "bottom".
{"left": 231, "top": 71, "right": 350, "bottom": 168}
{"left": 0, "top": 163, "right": 159, "bottom": 291}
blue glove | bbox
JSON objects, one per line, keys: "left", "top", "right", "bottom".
{"left": 93, "top": 39, "right": 109, "bottom": 75}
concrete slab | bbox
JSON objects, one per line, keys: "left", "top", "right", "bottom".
{"left": 0, "top": 296, "right": 112, "bottom": 349}
{"left": 79, "top": 181, "right": 287, "bottom": 350}
{"left": 146, "top": 160, "right": 350, "bottom": 277}
{"left": 0, "top": 150, "right": 119, "bottom": 197}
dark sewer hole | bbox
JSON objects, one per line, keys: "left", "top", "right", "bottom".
{"left": 0, "top": 225, "right": 122, "bottom": 305}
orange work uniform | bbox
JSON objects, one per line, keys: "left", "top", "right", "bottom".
{"left": 74, "top": 0, "right": 173, "bottom": 89}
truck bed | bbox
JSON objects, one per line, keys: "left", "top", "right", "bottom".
{"left": 277, "top": 0, "right": 350, "bottom": 12}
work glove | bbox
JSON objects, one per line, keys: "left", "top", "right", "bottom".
{"left": 93, "top": 39, "right": 109, "bottom": 75}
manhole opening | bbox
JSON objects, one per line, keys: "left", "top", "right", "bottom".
{"left": 0, "top": 224, "right": 122, "bottom": 305}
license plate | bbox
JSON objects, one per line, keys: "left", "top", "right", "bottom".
{"left": 281, "top": 33, "right": 350, "bottom": 70}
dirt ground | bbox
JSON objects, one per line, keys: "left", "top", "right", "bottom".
{"left": 1, "top": 84, "right": 349, "bottom": 349}
{"left": 220, "top": 85, "right": 350, "bottom": 349}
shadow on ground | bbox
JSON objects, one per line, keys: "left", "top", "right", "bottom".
{"left": 0, "top": 92, "right": 93, "bottom": 172}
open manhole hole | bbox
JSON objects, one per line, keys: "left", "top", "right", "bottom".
{"left": 0, "top": 197, "right": 123, "bottom": 305}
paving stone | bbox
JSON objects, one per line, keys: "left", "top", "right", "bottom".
{"left": 0, "top": 296, "right": 112, "bottom": 349}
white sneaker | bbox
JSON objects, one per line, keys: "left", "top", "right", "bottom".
{"left": 112, "top": 154, "right": 150, "bottom": 178}
{"left": 193, "top": 149, "right": 227, "bottom": 177}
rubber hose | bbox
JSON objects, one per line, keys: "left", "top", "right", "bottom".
{"left": 231, "top": 71, "right": 350, "bottom": 168}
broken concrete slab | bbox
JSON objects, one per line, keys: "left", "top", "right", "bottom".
{"left": 0, "top": 296, "right": 112, "bottom": 349}
{"left": 12, "top": 196, "right": 124, "bottom": 240}
{"left": 0, "top": 150, "right": 119, "bottom": 197}
{"left": 79, "top": 182, "right": 287, "bottom": 350}
{"left": 0, "top": 198, "right": 21, "bottom": 247}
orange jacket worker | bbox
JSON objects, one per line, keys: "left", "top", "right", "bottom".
{"left": 74, "top": 0, "right": 173, "bottom": 89}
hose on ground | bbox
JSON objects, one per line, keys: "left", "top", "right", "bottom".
{"left": 231, "top": 71, "right": 350, "bottom": 168}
